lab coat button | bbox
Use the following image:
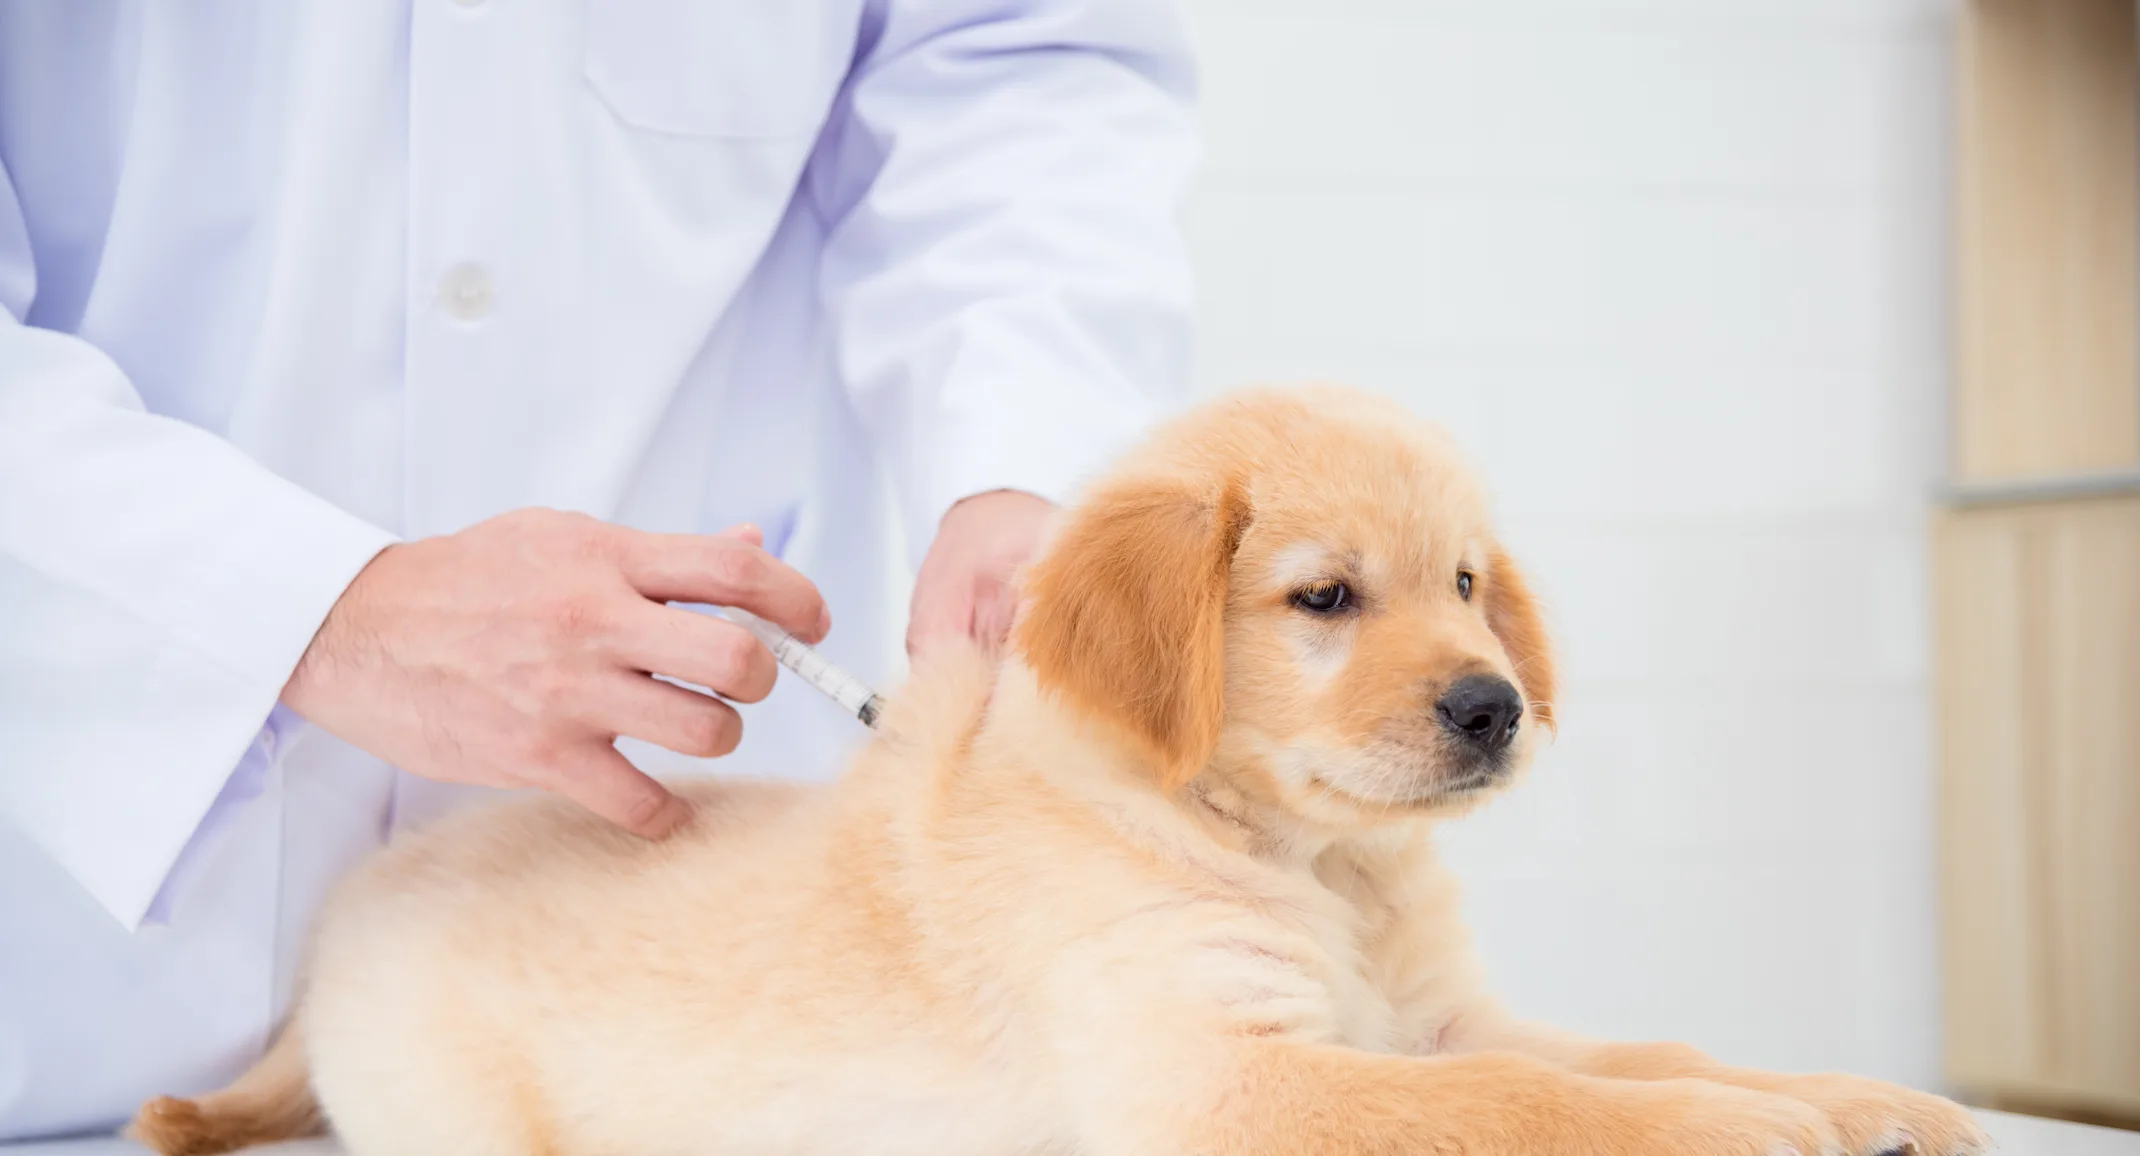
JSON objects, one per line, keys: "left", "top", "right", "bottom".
{"left": 438, "top": 263, "right": 494, "bottom": 321}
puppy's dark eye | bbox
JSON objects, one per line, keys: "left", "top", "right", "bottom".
{"left": 1291, "top": 581, "right": 1350, "bottom": 614}
{"left": 1457, "top": 571, "right": 1475, "bottom": 601}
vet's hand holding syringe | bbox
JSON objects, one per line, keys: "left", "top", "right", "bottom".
{"left": 279, "top": 518, "right": 831, "bottom": 841}
{"left": 275, "top": 496, "right": 1043, "bottom": 843}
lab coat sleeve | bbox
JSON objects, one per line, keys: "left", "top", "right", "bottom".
{"left": 0, "top": 164, "right": 397, "bottom": 929}
{"left": 813, "top": 0, "right": 1199, "bottom": 564}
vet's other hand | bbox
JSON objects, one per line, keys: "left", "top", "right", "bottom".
{"left": 279, "top": 510, "right": 829, "bottom": 839}
{"left": 907, "top": 489, "right": 1055, "bottom": 658}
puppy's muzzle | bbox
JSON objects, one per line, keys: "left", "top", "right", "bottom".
{"left": 1435, "top": 675, "right": 1524, "bottom": 755}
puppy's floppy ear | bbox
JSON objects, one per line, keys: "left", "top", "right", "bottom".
{"left": 1014, "top": 473, "right": 1250, "bottom": 789}
{"left": 1485, "top": 549, "right": 1557, "bottom": 733}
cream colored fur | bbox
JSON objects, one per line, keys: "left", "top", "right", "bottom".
{"left": 133, "top": 387, "right": 1985, "bottom": 1156}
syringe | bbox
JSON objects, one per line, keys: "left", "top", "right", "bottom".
{"left": 722, "top": 608, "right": 885, "bottom": 730}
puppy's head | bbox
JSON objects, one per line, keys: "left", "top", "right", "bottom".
{"left": 1014, "top": 386, "right": 1555, "bottom": 829}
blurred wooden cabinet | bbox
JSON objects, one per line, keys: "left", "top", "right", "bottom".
{"left": 1936, "top": 0, "right": 2140, "bottom": 1121}
{"left": 1938, "top": 502, "right": 2140, "bottom": 1115}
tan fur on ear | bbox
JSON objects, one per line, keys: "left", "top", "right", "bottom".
{"left": 1485, "top": 549, "right": 1557, "bottom": 732}
{"left": 1014, "top": 474, "right": 1249, "bottom": 789}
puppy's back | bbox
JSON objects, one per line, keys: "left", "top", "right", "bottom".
{"left": 291, "top": 645, "right": 1004, "bottom": 1155}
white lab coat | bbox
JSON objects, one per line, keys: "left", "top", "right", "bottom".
{"left": 0, "top": 0, "right": 1195, "bottom": 1139}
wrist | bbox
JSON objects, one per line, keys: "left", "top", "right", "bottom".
{"left": 279, "top": 542, "right": 394, "bottom": 714}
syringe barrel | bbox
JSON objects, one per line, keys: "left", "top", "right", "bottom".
{"left": 722, "top": 608, "right": 885, "bottom": 730}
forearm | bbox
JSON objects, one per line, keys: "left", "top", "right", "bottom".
{"left": 0, "top": 320, "right": 393, "bottom": 928}
{"left": 1201, "top": 1041, "right": 1648, "bottom": 1156}
{"left": 818, "top": 0, "right": 1197, "bottom": 562}
{"left": 1446, "top": 1004, "right": 1877, "bottom": 1093}
{"left": 1444, "top": 1009, "right": 1722, "bottom": 1081}
{"left": 1076, "top": 1033, "right": 1830, "bottom": 1156}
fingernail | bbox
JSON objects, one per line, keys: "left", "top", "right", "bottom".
{"left": 816, "top": 605, "right": 833, "bottom": 640}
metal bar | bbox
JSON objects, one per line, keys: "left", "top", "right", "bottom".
{"left": 1942, "top": 470, "right": 2140, "bottom": 508}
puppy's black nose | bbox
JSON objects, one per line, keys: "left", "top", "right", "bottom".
{"left": 1435, "top": 675, "right": 1524, "bottom": 751}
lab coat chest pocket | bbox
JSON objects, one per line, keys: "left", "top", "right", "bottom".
{"left": 583, "top": 0, "right": 859, "bottom": 139}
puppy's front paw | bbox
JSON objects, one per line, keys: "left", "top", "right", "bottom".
{"left": 1748, "top": 1073, "right": 1988, "bottom": 1156}
{"left": 1609, "top": 1077, "right": 1845, "bottom": 1156}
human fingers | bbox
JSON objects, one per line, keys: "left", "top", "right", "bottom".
{"left": 593, "top": 673, "right": 746, "bottom": 760}
{"left": 611, "top": 604, "right": 779, "bottom": 704}
{"left": 543, "top": 743, "right": 693, "bottom": 839}
{"left": 972, "top": 577, "right": 1019, "bottom": 652}
{"left": 615, "top": 529, "right": 829, "bottom": 643}
{"left": 905, "top": 570, "right": 974, "bottom": 659}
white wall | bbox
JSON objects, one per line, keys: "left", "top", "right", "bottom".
{"left": 1181, "top": 0, "right": 1956, "bottom": 1089}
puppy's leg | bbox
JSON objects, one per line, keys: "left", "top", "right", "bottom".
{"left": 311, "top": 1054, "right": 551, "bottom": 1156}
{"left": 306, "top": 1004, "right": 553, "bottom": 1156}
{"left": 1444, "top": 1010, "right": 1987, "bottom": 1156}
{"left": 1086, "top": 1038, "right": 1841, "bottom": 1156}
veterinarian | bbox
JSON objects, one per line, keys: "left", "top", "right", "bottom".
{"left": 0, "top": 1, "right": 1194, "bottom": 1140}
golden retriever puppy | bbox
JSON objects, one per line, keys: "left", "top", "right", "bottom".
{"left": 133, "top": 386, "right": 1984, "bottom": 1156}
